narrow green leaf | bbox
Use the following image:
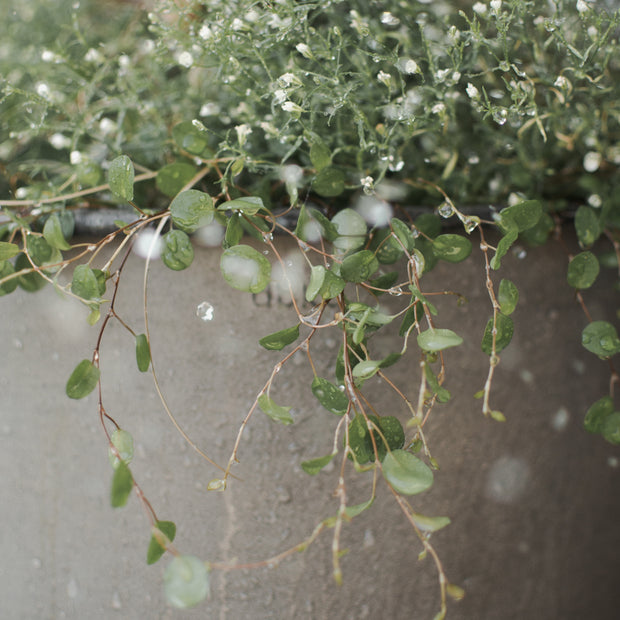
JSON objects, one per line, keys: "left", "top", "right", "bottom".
{"left": 217, "top": 196, "right": 265, "bottom": 215}
{"left": 108, "top": 429, "right": 134, "bottom": 469}
{"left": 313, "top": 166, "right": 345, "bottom": 197}
{"left": 311, "top": 377, "right": 349, "bottom": 415}
{"left": 417, "top": 328, "right": 463, "bottom": 352}
{"left": 170, "top": 190, "right": 215, "bottom": 233}
{"left": 0, "top": 241, "right": 20, "bottom": 261}
{"left": 575, "top": 206, "right": 601, "bottom": 248}
{"left": 432, "top": 234, "right": 472, "bottom": 263}
{"left": 344, "top": 498, "right": 374, "bottom": 518}
{"left": 135, "top": 334, "right": 151, "bottom": 372}
{"left": 481, "top": 313, "right": 514, "bottom": 354}
{"left": 411, "top": 512, "right": 451, "bottom": 532}
{"left": 108, "top": 155, "right": 134, "bottom": 202}
{"left": 307, "top": 208, "right": 339, "bottom": 242}
{"left": 71, "top": 264, "right": 100, "bottom": 300}
{"left": 43, "top": 214, "right": 71, "bottom": 250}
{"left": 382, "top": 449, "right": 434, "bottom": 495}
{"left": 164, "top": 555, "right": 209, "bottom": 609}
{"left": 306, "top": 265, "right": 326, "bottom": 302}
{"left": 490, "top": 224, "right": 518, "bottom": 270}
{"left": 224, "top": 213, "right": 244, "bottom": 248}
{"left": 301, "top": 453, "right": 335, "bottom": 475}
{"left": 567, "top": 251, "right": 600, "bottom": 289}
{"left": 258, "top": 394, "right": 294, "bottom": 425}
{"left": 498, "top": 279, "right": 519, "bottom": 315}
{"left": 259, "top": 324, "right": 300, "bottom": 350}
{"left": 340, "top": 250, "right": 379, "bottom": 283}
{"left": 352, "top": 360, "right": 381, "bottom": 381}
{"left": 66, "top": 359, "right": 100, "bottom": 399}
{"left": 110, "top": 461, "right": 133, "bottom": 508}
{"left": 391, "top": 218, "right": 416, "bottom": 252}
{"left": 161, "top": 230, "right": 194, "bottom": 271}
{"left": 220, "top": 245, "right": 271, "bottom": 293}
{"left": 582, "top": 321, "right": 620, "bottom": 358}
{"left": 347, "top": 414, "right": 375, "bottom": 464}
{"left": 147, "top": 520, "right": 177, "bottom": 565}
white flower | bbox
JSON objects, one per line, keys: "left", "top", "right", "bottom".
{"left": 377, "top": 70, "right": 392, "bottom": 87}
{"left": 380, "top": 11, "right": 400, "bottom": 26}
{"left": 199, "top": 25, "right": 213, "bottom": 40}
{"left": 281, "top": 165, "right": 303, "bottom": 185}
{"left": 84, "top": 48, "right": 104, "bottom": 64}
{"left": 273, "top": 89, "right": 288, "bottom": 105}
{"left": 49, "top": 133, "right": 71, "bottom": 150}
{"left": 231, "top": 18, "right": 244, "bottom": 31}
{"left": 473, "top": 2, "right": 488, "bottom": 15}
{"left": 70, "top": 151, "right": 83, "bottom": 165}
{"left": 119, "top": 55, "right": 131, "bottom": 68}
{"left": 35, "top": 82, "right": 50, "bottom": 100}
{"left": 360, "top": 176, "right": 374, "bottom": 191}
{"left": 466, "top": 83, "right": 480, "bottom": 99}
{"left": 402, "top": 59, "right": 420, "bottom": 74}
{"left": 277, "top": 72, "right": 302, "bottom": 88}
{"left": 295, "top": 43, "right": 313, "bottom": 59}
{"left": 235, "top": 124, "right": 252, "bottom": 146}
{"left": 576, "top": 0, "right": 589, "bottom": 13}
{"left": 200, "top": 102, "right": 220, "bottom": 116}
{"left": 281, "top": 101, "right": 303, "bottom": 113}
{"left": 583, "top": 151, "right": 602, "bottom": 172}
{"left": 431, "top": 103, "right": 446, "bottom": 114}
{"left": 99, "top": 118, "right": 117, "bottom": 135}
{"left": 41, "top": 50, "right": 57, "bottom": 63}
{"left": 490, "top": 0, "right": 502, "bottom": 9}
{"left": 177, "top": 51, "right": 193, "bottom": 68}
{"left": 588, "top": 194, "right": 602, "bottom": 208}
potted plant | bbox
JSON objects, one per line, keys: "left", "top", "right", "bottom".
{"left": 1, "top": 1, "right": 618, "bottom": 617}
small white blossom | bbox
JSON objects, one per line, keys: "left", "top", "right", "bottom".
{"left": 431, "top": 103, "right": 446, "bottom": 114}
{"left": 490, "top": 0, "right": 502, "bottom": 10}
{"left": 554, "top": 76, "right": 571, "bottom": 90}
{"left": 281, "top": 165, "right": 303, "bottom": 186}
{"left": 281, "top": 101, "right": 303, "bottom": 113}
{"left": 295, "top": 43, "right": 313, "bottom": 59}
{"left": 380, "top": 11, "right": 400, "bottom": 26}
{"left": 435, "top": 68, "right": 450, "bottom": 82}
{"left": 576, "top": 0, "right": 589, "bottom": 13}
{"left": 402, "top": 59, "right": 420, "bottom": 74}
{"left": 588, "top": 194, "right": 603, "bottom": 208}
{"left": 235, "top": 124, "right": 252, "bottom": 146}
{"left": 70, "top": 151, "right": 83, "bottom": 165}
{"left": 260, "top": 121, "right": 278, "bottom": 137}
{"left": 273, "top": 89, "right": 288, "bottom": 105}
{"left": 35, "top": 82, "right": 50, "bottom": 100}
{"left": 473, "top": 2, "right": 488, "bottom": 15}
{"left": 49, "top": 133, "right": 71, "bottom": 150}
{"left": 583, "top": 151, "right": 602, "bottom": 172}
{"left": 587, "top": 25, "right": 598, "bottom": 39}
{"left": 377, "top": 70, "right": 392, "bottom": 87}
{"left": 177, "top": 51, "right": 193, "bottom": 68}
{"left": 99, "top": 118, "right": 117, "bottom": 135}
{"left": 119, "top": 55, "right": 131, "bottom": 68}
{"left": 360, "top": 176, "right": 374, "bottom": 192}
{"left": 277, "top": 72, "right": 302, "bottom": 88}
{"left": 199, "top": 25, "right": 213, "bottom": 40}
{"left": 231, "top": 18, "right": 244, "bottom": 31}
{"left": 466, "top": 83, "right": 480, "bottom": 99}
{"left": 84, "top": 48, "right": 104, "bottom": 64}
{"left": 41, "top": 49, "right": 56, "bottom": 63}
{"left": 200, "top": 102, "right": 220, "bottom": 116}
{"left": 447, "top": 26, "right": 461, "bottom": 44}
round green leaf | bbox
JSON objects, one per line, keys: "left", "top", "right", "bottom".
{"left": 257, "top": 394, "right": 294, "bottom": 425}
{"left": 332, "top": 208, "right": 367, "bottom": 252}
{"left": 66, "top": 359, "right": 100, "bottom": 399}
{"left": 575, "top": 206, "right": 601, "bottom": 248}
{"left": 417, "top": 328, "right": 463, "bottom": 352}
{"left": 156, "top": 163, "right": 197, "bottom": 198}
{"left": 432, "top": 234, "right": 472, "bottom": 263}
{"left": 584, "top": 396, "right": 614, "bottom": 434}
{"left": 340, "top": 250, "right": 379, "bottom": 283}
{"left": 352, "top": 359, "right": 381, "bottom": 381}
{"left": 310, "top": 140, "right": 331, "bottom": 171}
{"left": 498, "top": 200, "right": 542, "bottom": 232}
{"left": 43, "top": 213, "right": 71, "bottom": 250}
{"left": 172, "top": 120, "right": 210, "bottom": 156}
{"left": 0, "top": 260, "right": 18, "bottom": 296}
{"left": 169, "top": 190, "right": 215, "bottom": 233}
{"left": 26, "top": 235, "right": 53, "bottom": 266}
{"left": 71, "top": 265, "right": 101, "bottom": 300}
{"left": 368, "top": 228, "right": 404, "bottom": 264}
{"left": 108, "top": 155, "right": 134, "bottom": 202}
{"left": 217, "top": 196, "right": 265, "bottom": 216}
{"left": 108, "top": 429, "right": 134, "bottom": 469}
{"left": 220, "top": 244, "right": 271, "bottom": 293}
{"left": 311, "top": 377, "right": 349, "bottom": 415}
{"left": 481, "top": 313, "right": 514, "bottom": 354}
{"left": 164, "top": 555, "right": 209, "bottom": 609}
{"left": 110, "top": 460, "right": 133, "bottom": 508}
{"left": 161, "top": 230, "right": 194, "bottom": 271}
{"left": 498, "top": 279, "right": 519, "bottom": 315}
{"left": 15, "top": 253, "right": 46, "bottom": 292}
{"left": 0, "top": 241, "right": 20, "bottom": 261}
{"left": 259, "top": 324, "right": 300, "bottom": 350}
{"left": 582, "top": 321, "right": 620, "bottom": 358}
{"left": 382, "top": 449, "right": 434, "bottom": 495}
{"left": 602, "top": 412, "right": 620, "bottom": 445}
{"left": 135, "top": 333, "right": 151, "bottom": 372}
{"left": 390, "top": 218, "right": 416, "bottom": 252}
{"left": 313, "top": 166, "right": 345, "bottom": 197}
{"left": 301, "top": 453, "right": 335, "bottom": 475}
{"left": 567, "top": 251, "right": 599, "bottom": 289}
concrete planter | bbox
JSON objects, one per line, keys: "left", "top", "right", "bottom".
{"left": 2, "top": 233, "right": 619, "bottom": 619}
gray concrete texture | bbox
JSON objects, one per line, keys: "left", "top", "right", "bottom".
{"left": 1, "top": 232, "right": 619, "bottom": 620}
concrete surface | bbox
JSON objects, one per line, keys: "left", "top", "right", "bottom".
{"left": 1, "top": 232, "right": 619, "bottom": 620}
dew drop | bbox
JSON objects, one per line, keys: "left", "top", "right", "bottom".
{"left": 437, "top": 202, "right": 453, "bottom": 218}
{"left": 196, "top": 301, "right": 214, "bottom": 322}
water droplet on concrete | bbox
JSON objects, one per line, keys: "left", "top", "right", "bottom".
{"left": 607, "top": 456, "right": 618, "bottom": 468}
{"left": 485, "top": 456, "right": 529, "bottom": 503}
{"left": 551, "top": 407, "right": 570, "bottom": 432}
{"left": 196, "top": 301, "right": 214, "bottom": 321}
{"left": 31, "top": 557, "right": 42, "bottom": 569}
{"left": 363, "top": 528, "right": 375, "bottom": 548}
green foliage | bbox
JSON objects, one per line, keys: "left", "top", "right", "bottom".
{"left": 169, "top": 190, "right": 215, "bottom": 233}
{"left": 108, "top": 429, "right": 134, "bottom": 470}
{"left": 259, "top": 325, "right": 300, "bottom": 351}
{"left": 108, "top": 155, "right": 134, "bottom": 202}
{"left": 258, "top": 394, "right": 294, "bottom": 425}
{"left": 66, "top": 359, "right": 100, "bottom": 399}
{"left": 382, "top": 450, "right": 434, "bottom": 496}
{"left": 110, "top": 461, "right": 133, "bottom": 508}
{"left": 147, "top": 520, "right": 177, "bottom": 565}
{"left": 220, "top": 245, "right": 271, "bottom": 293}
{"left": 161, "top": 230, "right": 194, "bottom": 271}
{"left": 164, "top": 555, "right": 209, "bottom": 609}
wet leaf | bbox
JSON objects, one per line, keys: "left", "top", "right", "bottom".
{"left": 169, "top": 190, "right": 215, "bottom": 233}
{"left": 432, "top": 234, "right": 472, "bottom": 263}
{"left": 311, "top": 377, "right": 349, "bottom": 415}
{"left": 66, "top": 359, "right": 100, "bottom": 399}
{"left": 217, "top": 196, "right": 266, "bottom": 216}
{"left": 135, "top": 334, "right": 151, "bottom": 372}
{"left": 310, "top": 140, "right": 331, "bottom": 171}
{"left": 223, "top": 213, "right": 243, "bottom": 248}
{"left": 344, "top": 498, "right": 374, "bottom": 518}
{"left": 490, "top": 222, "right": 518, "bottom": 270}
{"left": 259, "top": 324, "right": 300, "bottom": 350}
{"left": 498, "top": 200, "right": 542, "bottom": 232}
{"left": 307, "top": 208, "right": 339, "bottom": 242}
{"left": 110, "top": 461, "right": 133, "bottom": 508}
{"left": 417, "top": 328, "right": 463, "bottom": 352}
{"left": 411, "top": 512, "right": 451, "bottom": 533}
{"left": 567, "top": 251, "right": 599, "bottom": 289}
{"left": 369, "top": 228, "right": 404, "bottom": 264}
{"left": 164, "top": 555, "right": 209, "bottom": 609}
{"left": 391, "top": 218, "right": 416, "bottom": 252}
{"left": 340, "top": 250, "right": 379, "bottom": 283}
{"left": 156, "top": 163, "right": 197, "bottom": 197}
{"left": 498, "top": 279, "right": 519, "bottom": 315}
{"left": 258, "top": 394, "right": 294, "bottom": 425}
{"left": 584, "top": 396, "right": 614, "bottom": 434}
{"left": 582, "top": 321, "right": 620, "bottom": 358}
{"left": 305, "top": 265, "right": 345, "bottom": 301}
{"left": 481, "top": 313, "right": 514, "bottom": 354}
{"left": 220, "top": 245, "right": 271, "bottom": 293}
{"left": 15, "top": 253, "right": 46, "bottom": 292}
{"left": 352, "top": 360, "right": 381, "bottom": 381}
{"left": 71, "top": 265, "right": 100, "bottom": 300}
{"left": 382, "top": 449, "right": 434, "bottom": 495}
{"left": 147, "top": 520, "right": 177, "bottom": 565}
{"left": 0, "top": 241, "right": 19, "bottom": 261}
{"left": 108, "top": 155, "right": 134, "bottom": 202}
{"left": 172, "top": 120, "right": 210, "bottom": 156}
{"left": 0, "top": 260, "right": 18, "bottom": 296}
{"left": 161, "top": 230, "right": 194, "bottom": 271}
{"left": 301, "top": 453, "right": 335, "bottom": 475}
